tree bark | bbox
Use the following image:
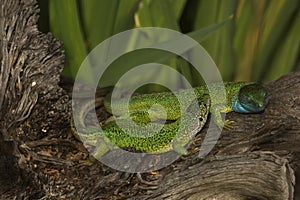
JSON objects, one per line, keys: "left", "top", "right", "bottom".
{"left": 0, "top": 0, "right": 299, "bottom": 199}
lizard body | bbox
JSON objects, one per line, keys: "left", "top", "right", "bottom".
{"left": 72, "top": 82, "right": 269, "bottom": 158}
{"left": 105, "top": 82, "right": 268, "bottom": 129}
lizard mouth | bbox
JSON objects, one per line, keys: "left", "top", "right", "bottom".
{"left": 241, "top": 102, "right": 266, "bottom": 113}
{"left": 232, "top": 95, "right": 269, "bottom": 114}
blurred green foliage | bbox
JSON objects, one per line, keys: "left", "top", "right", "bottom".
{"left": 38, "top": 0, "right": 299, "bottom": 89}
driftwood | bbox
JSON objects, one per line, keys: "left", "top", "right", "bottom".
{"left": 0, "top": 0, "right": 299, "bottom": 199}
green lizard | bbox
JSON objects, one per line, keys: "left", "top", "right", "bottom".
{"left": 72, "top": 82, "right": 269, "bottom": 159}
{"left": 104, "top": 82, "right": 269, "bottom": 129}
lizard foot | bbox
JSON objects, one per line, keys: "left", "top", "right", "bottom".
{"left": 172, "top": 144, "right": 188, "bottom": 155}
{"left": 76, "top": 156, "right": 98, "bottom": 167}
{"left": 223, "top": 119, "right": 235, "bottom": 130}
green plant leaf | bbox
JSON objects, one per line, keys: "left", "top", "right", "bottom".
{"left": 134, "top": 0, "right": 180, "bottom": 30}
{"left": 233, "top": 0, "right": 267, "bottom": 81}
{"left": 49, "top": 0, "right": 92, "bottom": 80}
{"left": 81, "top": 0, "right": 119, "bottom": 51}
{"left": 253, "top": 0, "right": 299, "bottom": 80}
{"left": 99, "top": 16, "right": 232, "bottom": 87}
{"left": 193, "top": 0, "right": 237, "bottom": 81}
{"left": 113, "top": 0, "right": 141, "bottom": 33}
{"left": 265, "top": 9, "right": 300, "bottom": 81}
{"left": 168, "top": 0, "right": 187, "bottom": 20}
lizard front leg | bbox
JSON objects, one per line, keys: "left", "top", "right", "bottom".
{"left": 211, "top": 104, "right": 234, "bottom": 130}
{"left": 171, "top": 99, "right": 210, "bottom": 155}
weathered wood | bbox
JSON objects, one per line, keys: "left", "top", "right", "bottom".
{"left": 142, "top": 153, "right": 294, "bottom": 200}
{"left": 0, "top": 0, "right": 299, "bottom": 199}
{"left": 0, "top": 0, "right": 64, "bottom": 129}
{"left": 0, "top": 0, "right": 64, "bottom": 198}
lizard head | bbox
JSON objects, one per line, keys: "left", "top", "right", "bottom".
{"left": 233, "top": 83, "right": 269, "bottom": 113}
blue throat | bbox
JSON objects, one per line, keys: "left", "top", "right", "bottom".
{"left": 232, "top": 99, "right": 264, "bottom": 113}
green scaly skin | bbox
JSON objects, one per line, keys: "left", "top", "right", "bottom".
{"left": 73, "top": 100, "right": 209, "bottom": 158}
{"left": 73, "top": 82, "right": 269, "bottom": 159}
{"left": 96, "top": 103, "right": 208, "bottom": 156}
{"left": 105, "top": 82, "right": 268, "bottom": 129}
